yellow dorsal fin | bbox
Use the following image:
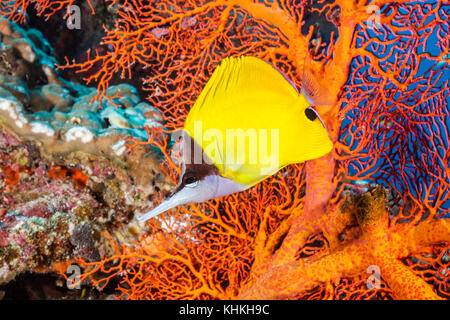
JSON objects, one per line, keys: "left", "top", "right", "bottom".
{"left": 186, "top": 56, "right": 299, "bottom": 123}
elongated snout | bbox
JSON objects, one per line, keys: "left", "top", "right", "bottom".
{"left": 138, "top": 174, "right": 247, "bottom": 222}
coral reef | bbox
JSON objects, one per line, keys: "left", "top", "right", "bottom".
{"left": 0, "top": 0, "right": 449, "bottom": 300}
{"left": 0, "top": 18, "right": 172, "bottom": 287}
{"left": 0, "top": 18, "right": 165, "bottom": 154}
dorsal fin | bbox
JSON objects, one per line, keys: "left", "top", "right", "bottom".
{"left": 186, "top": 56, "right": 300, "bottom": 122}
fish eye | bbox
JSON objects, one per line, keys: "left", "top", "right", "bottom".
{"left": 305, "top": 107, "right": 318, "bottom": 121}
{"left": 183, "top": 175, "right": 198, "bottom": 185}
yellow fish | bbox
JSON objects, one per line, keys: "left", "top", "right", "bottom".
{"left": 139, "top": 56, "right": 332, "bottom": 222}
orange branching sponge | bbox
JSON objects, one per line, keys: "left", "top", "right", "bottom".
{"left": 10, "top": 0, "right": 449, "bottom": 299}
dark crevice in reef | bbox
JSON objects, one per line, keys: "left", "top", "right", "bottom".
{"left": 0, "top": 272, "right": 119, "bottom": 300}
{"left": 24, "top": 1, "right": 150, "bottom": 101}
{"left": 299, "top": 0, "right": 340, "bottom": 61}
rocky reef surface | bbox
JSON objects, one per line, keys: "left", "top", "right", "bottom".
{"left": 0, "top": 19, "right": 171, "bottom": 291}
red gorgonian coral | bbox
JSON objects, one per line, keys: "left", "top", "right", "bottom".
{"left": 2, "top": 0, "right": 448, "bottom": 299}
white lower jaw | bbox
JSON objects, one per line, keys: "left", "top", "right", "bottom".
{"left": 213, "top": 175, "right": 248, "bottom": 198}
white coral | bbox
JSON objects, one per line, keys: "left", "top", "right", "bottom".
{"left": 111, "top": 139, "right": 127, "bottom": 156}
{"left": 64, "top": 126, "right": 94, "bottom": 144}
{"left": 0, "top": 98, "right": 28, "bottom": 128}
{"left": 30, "top": 121, "right": 55, "bottom": 137}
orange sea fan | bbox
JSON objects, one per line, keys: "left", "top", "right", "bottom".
{"left": 0, "top": 0, "right": 95, "bottom": 23}
{"left": 4, "top": 0, "right": 449, "bottom": 300}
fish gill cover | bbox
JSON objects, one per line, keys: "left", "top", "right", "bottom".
{"left": 0, "top": 0, "right": 448, "bottom": 300}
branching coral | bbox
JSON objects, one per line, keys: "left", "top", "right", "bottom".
{"left": 0, "top": 0, "right": 94, "bottom": 23}
{"left": 3, "top": 0, "right": 449, "bottom": 299}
